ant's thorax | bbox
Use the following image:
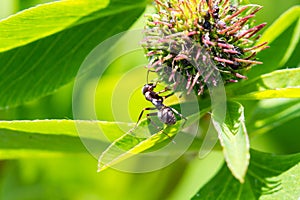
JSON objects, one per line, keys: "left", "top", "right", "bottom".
{"left": 151, "top": 98, "right": 164, "bottom": 110}
{"left": 144, "top": 90, "right": 164, "bottom": 109}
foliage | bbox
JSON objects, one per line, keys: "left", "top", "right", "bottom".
{"left": 0, "top": 0, "right": 299, "bottom": 199}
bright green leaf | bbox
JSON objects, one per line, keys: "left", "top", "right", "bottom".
{"left": 228, "top": 68, "right": 300, "bottom": 100}
{"left": 98, "top": 100, "right": 210, "bottom": 171}
{"left": 97, "top": 99, "right": 211, "bottom": 172}
{"left": 192, "top": 149, "right": 300, "bottom": 199}
{"left": 234, "top": 88, "right": 300, "bottom": 99}
{"left": 98, "top": 122, "right": 173, "bottom": 172}
{"left": 212, "top": 101, "right": 250, "bottom": 183}
{"left": 0, "top": 119, "right": 132, "bottom": 140}
{"left": 0, "top": 99, "right": 208, "bottom": 161}
{"left": 97, "top": 113, "right": 201, "bottom": 172}
{"left": 0, "top": 0, "right": 146, "bottom": 108}
{"left": 0, "top": 0, "right": 109, "bottom": 52}
{"left": 247, "top": 99, "right": 300, "bottom": 137}
{"left": 0, "top": 119, "right": 133, "bottom": 159}
{"left": 258, "top": 6, "right": 300, "bottom": 46}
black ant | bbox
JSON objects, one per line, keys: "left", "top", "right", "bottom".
{"left": 133, "top": 71, "right": 187, "bottom": 139}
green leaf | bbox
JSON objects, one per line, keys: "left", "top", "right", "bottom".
{"left": 249, "top": 6, "right": 300, "bottom": 78}
{"left": 97, "top": 113, "right": 200, "bottom": 172}
{"left": 0, "top": 0, "right": 107, "bottom": 52}
{"left": 228, "top": 68, "right": 300, "bottom": 100}
{"left": 192, "top": 149, "right": 300, "bottom": 200}
{"left": 97, "top": 99, "right": 212, "bottom": 172}
{"left": 258, "top": 6, "right": 300, "bottom": 46}
{"left": 248, "top": 99, "right": 300, "bottom": 137}
{"left": 18, "top": 0, "right": 52, "bottom": 11}
{"left": 279, "top": 15, "right": 300, "bottom": 66}
{"left": 0, "top": 119, "right": 133, "bottom": 159}
{"left": 234, "top": 88, "right": 300, "bottom": 99}
{"left": 212, "top": 101, "right": 250, "bottom": 183}
{"left": 0, "top": 0, "right": 146, "bottom": 108}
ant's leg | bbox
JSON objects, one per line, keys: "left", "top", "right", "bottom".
{"left": 170, "top": 107, "right": 187, "bottom": 127}
{"left": 147, "top": 69, "right": 172, "bottom": 95}
{"left": 157, "top": 87, "right": 171, "bottom": 95}
{"left": 134, "top": 111, "right": 176, "bottom": 144}
{"left": 156, "top": 87, "right": 175, "bottom": 100}
{"left": 147, "top": 69, "right": 157, "bottom": 73}
{"left": 146, "top": 112, "right": 175, "bottom": 143}
{"left": 162, "top": 92, "right": 175, "bottom": 99}
{"left": 135, "top": 107, "right": 157, "bottom": 128}
{"left": 129, "top": 107, "right": 157, "bottom": 134}
{"left": 146, "top": 112, "right": 162, "bottom": 131}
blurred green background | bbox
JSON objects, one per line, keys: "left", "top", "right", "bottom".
{"left": 0, "top": 0, "right": 299, "bottom": 199}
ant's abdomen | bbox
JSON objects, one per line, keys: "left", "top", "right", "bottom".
{"left": 158, "top": 107, "right": 176, "bottom": 125}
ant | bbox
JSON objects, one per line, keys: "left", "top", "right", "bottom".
{"left": 133, "top": 71, "right": 187, "bottom": 139}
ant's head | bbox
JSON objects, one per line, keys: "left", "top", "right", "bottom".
{"left": 142, "top": 83, "right": 156, "bottom": 95}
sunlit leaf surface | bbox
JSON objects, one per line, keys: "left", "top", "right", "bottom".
{"left": 0, "top": 0, "right": 146, "bottom": 108}
{"left": 212, "top": 101, "right": 250, "bottom": 183}
{"left": 0, "top": 119, "right": 133, "bottom": 159}
{"left": 97, "top": 113, "right": 200, "bottom": 172}
{"left": 228, "top": 68, "right": 300, "bottom": 99}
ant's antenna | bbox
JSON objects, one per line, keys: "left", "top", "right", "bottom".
{"left": 146, "top": 69, "right": 151, "bottom": 84}
{"left": 147, "top": 69, "right": 160, "bottom": 86}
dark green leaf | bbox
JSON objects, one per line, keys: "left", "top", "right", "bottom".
{"left": 192, "top": 149, "right": 300, "bottom": 200}
{"left": 278, "top": 15, "right": 300, "bottom": 66}
{"left": 249, "top": 6, "right": 300, "bottom": 77}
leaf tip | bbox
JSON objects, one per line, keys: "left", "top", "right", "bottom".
{"left": 237, "top": 176, "right": 245, "bottom": 184}
{"left": 230, "top": 164, "right": 248, "bottom": 183}
{"left": 97, "top": 161, "right": 107, "bottom": 172}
